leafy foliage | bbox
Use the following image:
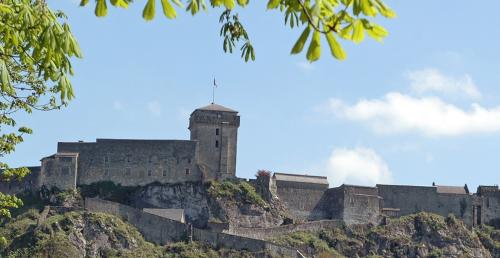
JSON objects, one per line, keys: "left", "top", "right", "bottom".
{"left": 0, "top": 0, "right": 81, "bottom": 242}
{"left": 207, "top": 180, "right": 268, "bottom": 208}
{"left": 80, "top": 0, "right": 394, "bottom": 62}
{"left": 0, "top": 208, "right": 266, "bottom": 257}
{"left": 256, "top": 169, "right": 271, "bottom": 177}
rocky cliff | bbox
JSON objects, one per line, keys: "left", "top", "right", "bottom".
{"left": 127, "top": 180, "right": 290, "bottom": 228}
{"left": 272, "top": 212, "right": 500, "bottom": 258}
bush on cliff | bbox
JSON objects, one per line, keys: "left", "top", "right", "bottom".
{"left": 206, "top": 180, "right": 268, "bottom": 208}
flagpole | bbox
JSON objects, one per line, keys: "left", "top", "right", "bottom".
{"left": 212, "top": 78, "right": 216, "bottom": 104}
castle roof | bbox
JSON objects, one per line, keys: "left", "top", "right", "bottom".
{"left": 273, "top": 172, "right": 329, "bottom": 185}
{"left": 436, "top": 185, "right": 469, "bottom": 195}
{"left": 195, "top": 103, "right": 237, "bottom": 113}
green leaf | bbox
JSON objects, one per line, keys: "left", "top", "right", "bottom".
{"left": 187, "top": 0, "right": 199, "bottom": 15}
{"left": 306, "top": 31, "right": 321, "bottom": 62}
{"left": 364, "top": 21, "right": 388, "bottom": 41}
{"left": 353, "top": 0, "right": 361, "bottom": 15}
{"left": 110, "top": 0, "right": 130, "bottom": 8}
{"left": 374, "top": 0, "right": 396, "bottom": 18}
{"left": 291, "top": 26, "right": 310, "bottom": 54}
{"left": 18, "top": 127, "right": 33, "bottom": 134}
{"left": 143, "top": 0, "right": 156, "bottom": 21}
{"left": 339, "top": 23, "right": 353, "bottom": 40}
{"left": 171, "top": 0, "right": 184, "bottom": 7}
{"left": 224, "top": 0, "right": 235, "bottom": 9}
{"left": 267, "top": 0, "right": 280, "bottom": 9}
{"left": 161, "top": 0, "right": 177, "bottom": 19}
{"left": 360, "top": 0, "right": 376, "bottom": 16}
{"left": 326, "top": 32, "right": 346, "bottom": 60}
{"left": 0, "top": 3, "right": 13, "bottom": 12}
{"left": 237, "top": 0, "right": 249, "bottom": 7}
{"left": 351, "top": 19, "right": 364, "bottom": 43}
{"left": 0, "top": 60, "right": 13, "bottom": 94}
{"left": 211, "top": 0, "right": 224, "bottom": 7}
{"left": 95, "top": 0, "right": 108, "bottom": 17}
{"left": 79, "top": 0, "right": 90, "bottom": 6}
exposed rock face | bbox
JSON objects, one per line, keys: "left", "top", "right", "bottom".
{"left": 131, "top": 182, "right": 211, "bottom": 227}
{"left": 272, "top": 212, "right": 497, "bottom": 258}
{"left": 130, "top": 181, "right": 289, "bottom": 229}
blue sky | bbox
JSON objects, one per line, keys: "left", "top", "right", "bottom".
{"left": 5, "top": 1, "right": 500, "bottom": 191}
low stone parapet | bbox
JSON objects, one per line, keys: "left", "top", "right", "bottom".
{"left": 227, "top": 219, "right": 344, "bottom": 240}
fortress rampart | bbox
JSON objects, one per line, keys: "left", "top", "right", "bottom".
{"left": 1, "top": 102, "right": 499, "bottom": 230}
{"left": 85, "top": 198, "right": 301, "bottom": 257}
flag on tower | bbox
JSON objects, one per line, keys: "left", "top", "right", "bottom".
{"left": 212, "top": 78, "right": 217, "bottom": 104}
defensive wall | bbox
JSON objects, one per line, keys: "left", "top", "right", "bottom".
{"left": 58, "top": 139, "right": 202, "bottom": 187}
{"left": 377, "top": 184, "right": 474, "bottom": 226}
{"left": 41, "top": 153, "right": 79, "bottom": 190}
{"left": 84, "top": 198, "right": 301, "bottom": 257}
{"left": 312, "top": 185, "right": 381, "bottom": 225}
{"left": 259, "top": 173, "right": 329, "bottom": 221}
{"left": 226, "top": 220, "right": 344, "bottom": 240}
{"left": 85, "top": 197, "right": 187, "bottom": 244}
{"left": 0, "top": 166, "right": 41, "bottom": 195}
{"left": 477, "top": 186, "right": 500, "bottom": 227}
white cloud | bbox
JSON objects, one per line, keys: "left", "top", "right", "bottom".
{"left": 326, "top": 147, "right": 392, "bottom": 186}
{"left": 329, "top": 92, "right": 500, "bottom": 137}
{"left": 112, "top": 100, "right": 124, "bottom": 111}
{"left": 297, "top": 61, "right": 314, "bottom": 72}
{"left": 407, "top": 68, "right": 481, "bottom": 99}
{"left": 147, "top": 101, "right": 162, "bottom": 117}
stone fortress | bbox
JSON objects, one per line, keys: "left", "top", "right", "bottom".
{"left": 1, "top": 103, "right": 499, "bottom": 229}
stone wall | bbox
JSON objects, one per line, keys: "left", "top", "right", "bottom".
{"left": 377, "top": 184, "right": 474, "bottom": 225}
{"left": 343, "top": 190, "right": 381, "bottom": 225}
{"left": 226, "top": 220, "right": 343, "bottom": 240}
{"left": 40, "top": 153, "right": 78, "bottom": 190}
{"left": 310, "top": 187, "right": 344, "bottom": 220}
{"left": 192, "top": 228, "right": 299, "bottom": 257}
{"left": 58, "top": 139, "right": 202, "bottom": 187}
{"left": 274, "top": 180, "right": 328, "bottom": 221}
{"left": 313, "top": 185, "right": 381, "bottom": 225}
{"left": 0, "top": 166, "right": 41, "bottom": 194}
{"left": 85, "top": 198, "right": 187, "bottom": 244}
{"left": 85, "top": 198, "right": 300, "bottom": 257}
{"left": 478, "top": 187, "right": 500, "bottom": 226}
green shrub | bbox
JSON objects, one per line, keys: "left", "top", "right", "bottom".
{"left": 79, "top": 181, "right": 138, "bottom": 204}
{"left": 207, "top": 180, "right": 268, "bottom": 208}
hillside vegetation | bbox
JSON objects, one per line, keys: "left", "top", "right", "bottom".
{"left": 272, "top": 212, "right": 499, "bottom": 258}
{"left": 0, "top": 208, "right": 257, "bottom": 258}
{"left": 1, "top": 188, "right": 499, "bottom": 257}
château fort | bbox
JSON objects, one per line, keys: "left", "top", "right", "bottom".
{"left": 1, "top": 103, "right": 499, "bottom": 229}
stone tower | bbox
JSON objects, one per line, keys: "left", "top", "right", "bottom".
{"left": 189, "top": 103, "right": 240, "bottom": 180}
